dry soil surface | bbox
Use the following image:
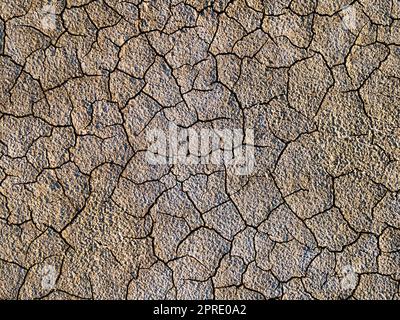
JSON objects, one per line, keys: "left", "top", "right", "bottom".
{"left": 0, "top": 0, "right": 399, "bottom": 300}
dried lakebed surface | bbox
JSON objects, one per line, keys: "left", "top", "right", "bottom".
{"left": 0, "top": 0, "right": 399, "bottom": 300}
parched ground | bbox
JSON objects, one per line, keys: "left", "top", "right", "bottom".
{"left": 0, "top": 0, "right": 399, "bottom": 300}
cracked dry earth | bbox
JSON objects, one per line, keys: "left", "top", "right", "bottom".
{"left": 0, "top": 0, "right": 400, "bottom": 301}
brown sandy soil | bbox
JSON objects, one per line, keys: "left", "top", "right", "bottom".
{"left": 0, "top": 0, "right": 399, "bottom": 300}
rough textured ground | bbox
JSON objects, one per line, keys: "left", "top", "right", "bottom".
{"left": 0, "top": 0, "right": 399, "bottom": 300}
